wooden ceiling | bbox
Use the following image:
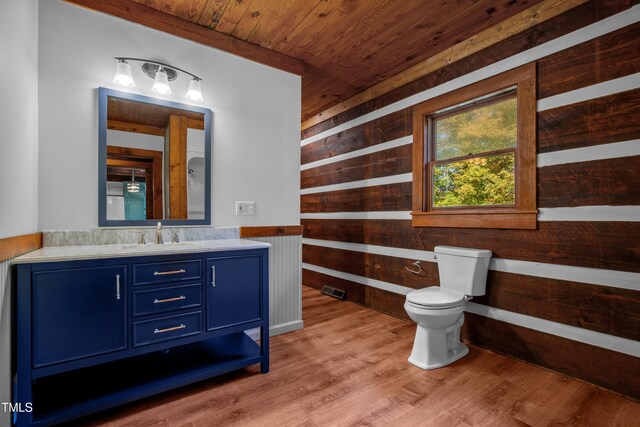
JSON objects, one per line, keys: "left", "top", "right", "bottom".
{"left": 70, "top": 0, "right": 543, "bottom": 122}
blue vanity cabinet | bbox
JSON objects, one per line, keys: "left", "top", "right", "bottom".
{"left": 32, "top": 265, "right": 127, "bottom": 368}
{"left": 206, "top": 254, "right": 262, "bottom": 331}
{"left": 14, "top": 246, "right": 269, "bottom": 427}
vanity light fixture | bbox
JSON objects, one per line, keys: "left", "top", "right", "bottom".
{"left": 112, "top": 57, "right": 204, "bottom": 102}
{"left": 126, "top": 169, "right": 140, "bottom": 193}
{"left": 112, "top": 59, "right": 135, "bottom": 87}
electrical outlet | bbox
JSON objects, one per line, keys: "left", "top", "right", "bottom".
{"left": 235, "top": 201, "right": 255, "bottom": 216}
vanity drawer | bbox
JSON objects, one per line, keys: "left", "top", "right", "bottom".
{"left": 133, "top": 312, "right": 201, "bottom": 347}
{"left": 133, "top": 284, "right": 202, "bottom": 316}
{"left": 133, "top": 259, "right": 202, "bottom": 286}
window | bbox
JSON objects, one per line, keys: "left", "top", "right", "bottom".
{"left": 412, "top": 64, "right": 536, "bottom": 229}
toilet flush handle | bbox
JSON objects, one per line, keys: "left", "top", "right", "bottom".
{"left": 405, "top": 261, "right": 422, "bottom": 275}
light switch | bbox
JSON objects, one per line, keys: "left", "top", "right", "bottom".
{"left": 235, "top": 201, "right": 255, "bottom": 216}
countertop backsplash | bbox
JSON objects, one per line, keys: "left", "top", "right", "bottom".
{"left": 43, "top": 227, "right": 240, "bottom": 247}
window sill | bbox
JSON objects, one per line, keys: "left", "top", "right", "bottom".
{"left": 411, "top": 210, "right": 537, "bottom": 229}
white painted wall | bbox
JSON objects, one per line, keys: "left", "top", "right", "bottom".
{"left": 0, "top": 0, "right": 39, "bottom": 239}
{"left": 0, "top": 1, "right": 38, "bottom": 425}
{"left": 107, "top": 129, "right": 165, "bottom": 152}
{"left": 38, "top": 0, "right": 301, "bottom": 230}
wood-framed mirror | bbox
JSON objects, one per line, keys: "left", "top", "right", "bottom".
{"left": 98, "top": 88, "right": 212, "bottom": 226}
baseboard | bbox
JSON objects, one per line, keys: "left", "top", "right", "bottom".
{"left": 245, "top": 320, "right": 305, "bottom": 341}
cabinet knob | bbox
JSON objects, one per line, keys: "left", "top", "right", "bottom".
{"left": 211, "top": 266, "right": 216, "bottom": 287}
{"left": 116, "top": 274, "right": 121, "bottom": 300}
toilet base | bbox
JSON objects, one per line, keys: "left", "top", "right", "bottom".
{"left": 407, "top": 314, "right": 468, "bottom": 370}
{"left": 408, "top": 342, "right": 468, "bottom": 370}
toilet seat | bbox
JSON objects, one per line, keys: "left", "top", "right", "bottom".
{"left": 406, "top": 286, "right": 466, "bottom": 309}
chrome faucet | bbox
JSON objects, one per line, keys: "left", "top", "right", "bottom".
{"left": 155, "top": 221, "right": 163, "bottom": 244}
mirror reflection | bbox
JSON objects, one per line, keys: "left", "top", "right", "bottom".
{"left": 99, "top": 89, "right": 211, "bottom": 226}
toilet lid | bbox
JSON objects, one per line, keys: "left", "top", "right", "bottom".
{"left": 406, "top": 286, "right": 465, "bottom": 308}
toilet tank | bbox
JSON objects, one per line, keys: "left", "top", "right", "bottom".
{"left": 434, "top": 246, "right": 492, "bottom": 296}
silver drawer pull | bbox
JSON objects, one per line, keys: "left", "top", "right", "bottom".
{"left": 116, "top": 274, "right": 121, "bottom": 300}
{"left": 211, "top": 265, "right": 216, "bottom": 287}
{"left": 153, "top": 324, "right": 186, "bottom": 334}
{"left": 153, "top": 296, "right": 186, "bottom": 304}
{"left": 153, "top": 269, "right": 186, "bottom": 276}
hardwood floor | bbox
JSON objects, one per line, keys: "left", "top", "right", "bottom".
{"left": 76, "top": 286, "right": 640, "bottom": 426}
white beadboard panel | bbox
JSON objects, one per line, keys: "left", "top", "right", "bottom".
{"left": 251, "top": 235, "right": 303, "bottom": 336}
{"left": 302, "top": 238, "right": 640, "bottom": 291}
{"left": 302, "top": 263, "right": 640, "bottom": 357}
{"left": 301, "top": 5, "right": 640, "bottom": 146}
{"left": 537, "top": 139, "right": 640, "bottom": 167}
{"left": 537, "top": 72, "right": 640, "bottom": 111}
{"left": 0, "top": 260, "right": 12, "bottom": 427}
{"left": 300, "top": 136, "right": 412, "bottom": 170}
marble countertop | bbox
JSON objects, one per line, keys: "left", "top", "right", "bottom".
{"left": 12, "top": 239, "right": 271, "bottom": 264}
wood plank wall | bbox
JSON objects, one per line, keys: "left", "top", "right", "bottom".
{"left": 300, "top": 0, "right": 640, "bottom": 400}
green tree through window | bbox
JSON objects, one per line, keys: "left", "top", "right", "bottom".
{"left": 431, "top": 93, "right": 517, "bottom": 208}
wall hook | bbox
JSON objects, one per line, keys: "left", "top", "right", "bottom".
{"left": 405, "top": 260, "right": 422, "bottom": 274}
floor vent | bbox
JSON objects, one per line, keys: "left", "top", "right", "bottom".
{"left": 321, "top": 285, "right": 346, "bottom": 300}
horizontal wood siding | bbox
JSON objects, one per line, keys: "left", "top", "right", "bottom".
{"left": 301, "top": 0, "right": 633, "bottom": 140}
{"left": 303, "top": 244, "right": 639, "bottom": 341}
{"left": 301, "top": 182, "right": 413, "bottom": 213}
{"left": 301, "top": 144, "right": 412, "bottom": 189}
{"left": 462, "top": 313, "right": 640, "bottom": 399}
{"left": 538, "top": 156, "right": 640, "bottom": 207}
{"left": 303, "top": 219, "right": 640, "bottom": 273}
{"left": 301, "top": 109, "right": 411, "bottom": 165}
{"left": 537, "top": 22, "right": 640, "bottom": 99}
{"left": 538, "top": 88, "right": 640, "bottom": 153}
{"left": 300, "top": 1, "right": 640, "bottom": 399}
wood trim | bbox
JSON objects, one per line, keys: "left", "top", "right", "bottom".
{"left": 240, "top": 226, "right": 303, "bottom": 238}
{"left": 300, "top": 0, "right": 587, "bottom": 130}
{"left": 411, "top": 63, "right": 537, "bottom": 229}
{"left": 187, "top": 118, "right": 205, "bottom": 130}
{"left": 411, "top": 212, "right": 537, "bottom": 230}
{"left": 167, "top": 115, "right": 188, "bottom": 219}
{"left": 64, "top": 0, "right": 307, "bottom": 76}
{"left": 0, "top": 233, "right": 42, "bottom": 262}
{"left": 107, "top": 120, "right": 165, "bottom": 136}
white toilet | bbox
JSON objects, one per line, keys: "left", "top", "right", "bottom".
{"left": 404, "top": 245, "right": 492, "bottom": 370}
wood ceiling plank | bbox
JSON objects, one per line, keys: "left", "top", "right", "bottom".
{"left": 250, "top": 0, "right": 322, "bottom": 50}
{"left": 65, "top": 0, "right": 307, "bottom": 75}
{"left": 301, "top": 0, "right": 588, "bottom": 128}
{"left": 231, "top": 0, "right": 270, "bottom": 40}
{"left": 213, "top": 0, "right": 253, "bottom": 33}
{"left": 161, "top": 0, "right": 210, "bottom": 22}
{"left": 303, "top": 0, "right": 541, "bottom": 113}
{"left": 272, "top": 0, "right": 355, "bottom": 57}
{"left": 196, "top": 0, "right": 232, "bottom": 28}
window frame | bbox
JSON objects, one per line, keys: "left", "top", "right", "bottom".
{"left": 411, "top": 63, "right": 537, "bottom": 229}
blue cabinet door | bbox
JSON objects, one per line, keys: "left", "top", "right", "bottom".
{"left": 32, "top": 265, "right": 127, "bottom": 367}
{"left": 206, "top": 255, "right": 262, "bottom": 330}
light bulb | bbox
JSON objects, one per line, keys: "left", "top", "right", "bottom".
{"left": 185, "top": 78, "right": 204, "bottom": 102}
{"left": 112, "top": 60, "right": 135, "bottom": 87}
{"left": 152, "top": 67, "right": 172, "bottom": 95}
